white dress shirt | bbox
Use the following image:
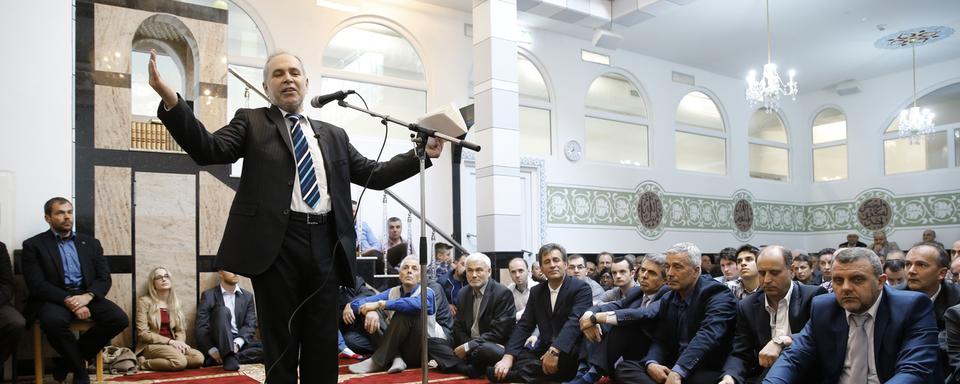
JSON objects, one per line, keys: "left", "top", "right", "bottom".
{"left": 284, "top": 113, "right": 330, "bottom": 214}
{"left": 549, "top": 279, "right": 564, "bottom": 311}
{"left": 840, "top": 291, "right": 883, "bottom": 384}
{"left": 209, "top": 284, "right": 246, "bottom": 357}
{"left": 764, "top": 281, "right": 794, "bottom": 340}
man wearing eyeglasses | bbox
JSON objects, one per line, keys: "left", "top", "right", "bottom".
{"left": 567, "top": 255, "right": 605, "bottom": 304}
{"left": 21, "top": 197, "right": 128, "bottom": 384}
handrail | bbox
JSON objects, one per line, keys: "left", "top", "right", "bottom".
{"left": 227, "top": 67, "right": 270, "bottom": 102}
{"left": 384, "top": 188, "right": 470, "bottom": 255}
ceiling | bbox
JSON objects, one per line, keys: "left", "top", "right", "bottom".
{"left": 417, "top": 0, "right": 960, "bottom": 93}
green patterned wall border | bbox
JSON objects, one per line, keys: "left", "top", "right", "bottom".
{"left": 546, "top": 183, "right": 960, "bottom": 240}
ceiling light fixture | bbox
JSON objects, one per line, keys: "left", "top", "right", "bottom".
{"left": 745, "top": 0, "right": 797, "bottom": 111}
{"left": 897, "top": 38, "right": 935, "bottom": 144}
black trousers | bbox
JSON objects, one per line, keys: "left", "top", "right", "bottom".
{"left": 489, "top": 346, "right": 580, "bottom": 383}
{"left": 199, "top": 304, "right": 263, "bottom": 364}
{"left": 0, "top": 304, "right": 26, "bottom": 362}
{"left": 430, "top": 337, "right": 504, "bottom": 377}
{"left": 251, "top": 216, "right": 338, "bottom": 384}
{"left": 615, "top": 359, "right": 721, "bottom": 384}
{"left": 37, "top": 297, "right": 127, "bottom": 380}
{"left": 369, "top": 312, "right": 423, "bottom": 369}
{"left": 589, "top": 324, "right": 651, "bottom": 376}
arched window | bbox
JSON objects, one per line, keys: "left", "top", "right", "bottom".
{"left": 883, "top": 82, "right": 960, "bottom": 174}
{"left": 811, "top": 107, "right": 848, "bottom": 181}
{"left": 675, "top": 91, "right": 726, "bottom": 175}
{"left": 748, "top": 108, "right": 790, "bottom": 181}
{"left": 584, "top": 72, "right": 648, "bottom": 166}
{"left": 318, "top": 22, "right": 427, "bottom": 141}
{"left": 518, "top": 53, "right": 551, "bottom": 156}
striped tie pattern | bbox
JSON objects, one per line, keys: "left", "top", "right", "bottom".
{"left": 287, "top": 114, "right": 321, "bottom": 209}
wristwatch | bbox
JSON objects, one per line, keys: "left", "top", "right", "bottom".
{"left": 589, "top": 313, "right": 599, "bottom": 325}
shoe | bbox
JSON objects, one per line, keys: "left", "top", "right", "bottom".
{"left": 52, "top": 361, "right": 68, "bottom": 382}
{"left": 387, "top": 357, "right": 407, "bottom": 373}
{"left": 348, "top": 358, "right": 382, "bottom": 374}
{"left": 564, "top": 371, "right": 598, "bottom": 384}
{"left": 223, "top": 354, "right": 240, "bottom": 371}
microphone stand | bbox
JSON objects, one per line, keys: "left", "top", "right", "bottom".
{"left": 335, "top": 99, "right": 480, "bottom": 384}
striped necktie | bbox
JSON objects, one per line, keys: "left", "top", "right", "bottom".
{"left": 287, "top": 114, "right": 320, "bottom": 209}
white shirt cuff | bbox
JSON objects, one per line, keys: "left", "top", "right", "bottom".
{"left": 605, "top": 311, "right": 618, "bottom": 325}
{"left": 234, "top": 337, "right": 245, "bottom": 349}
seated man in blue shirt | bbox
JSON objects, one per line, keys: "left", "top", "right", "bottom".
{"left": 348, "top": 256, "right": 445, "bottom": 374}
{"left": 352, "top": 200, "right": 381, "bottom": 256}
{"left": 21, "top": 197, "right": 128, "bottom": 384}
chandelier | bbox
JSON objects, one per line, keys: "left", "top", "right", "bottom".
{"left": 745, "top": 0, "right": 797, "bottom": 111}
{"left": 897, "top": 38, "right": 935, "bottom": 144}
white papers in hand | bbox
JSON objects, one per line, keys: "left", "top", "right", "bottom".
{"left": 417, "top": 102, "right": 468, "bottom": 138}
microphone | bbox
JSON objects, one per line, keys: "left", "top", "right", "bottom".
{"left": 310, "top": 90, "right": 355, "bottom": 108}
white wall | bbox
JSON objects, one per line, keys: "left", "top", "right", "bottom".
{"left": 0, "top": 1, "right": 74, "bottom": 248}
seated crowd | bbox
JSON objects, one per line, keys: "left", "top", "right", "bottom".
{"left": 3, "top": 196, "right": 960, "bottom": 384}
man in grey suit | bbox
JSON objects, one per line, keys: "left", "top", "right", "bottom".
{"left": 148, "top": 49, "right": 445, "bottom": 383}
{"left": 196, "top": 270, "right": 262, "bottom": 370}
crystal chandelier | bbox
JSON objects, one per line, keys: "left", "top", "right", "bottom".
{"left": 897, "top": 39, "right": 935, "bottom": 144}
{"left": 745, "top": 0, "right": 797, "bottom": 111}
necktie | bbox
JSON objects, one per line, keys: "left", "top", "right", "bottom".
{"left": 641, "top": 295, "right": 652, "bottom": 308}
{"left": 847, "top": 313, "right": 870, "bottom": 383}
{"left": 287, "top": 114, "right": 320, "bottom": 208}
{"left": 471, "top": 290, "right": 482, "bottom": 338}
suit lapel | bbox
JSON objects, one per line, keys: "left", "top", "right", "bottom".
{"left": 788, "top": 282, "right": 803, "bottom": 331}
{"left": 43, "top": 234, "right": 65, "bottom": 281}
{"left": 873, "top": 289, "right": 891, "bottom": 368}
{"left": 477, "top": 282, "right": 493, "bottom": 321}
{"left": 753, "top": 297, "right": 772, "bottom": 342}
{"left": 269, "top": 106, "right": 295, "bottom": 157}
{"left": 75, "top": 237, "right": 92, "bottom": 283}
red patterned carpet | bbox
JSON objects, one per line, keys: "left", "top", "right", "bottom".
{"left": 336, "top": 357, "right": 488, "bottom": 384}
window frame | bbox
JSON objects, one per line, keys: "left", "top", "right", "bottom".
{"left": 810, "top": 106, "right": 849, "bottom": 183}
{"left": 747, "top": 108, "right": 791, "bottom": 182}
{"left": 673, "top": 89, "right": 728, "bottom": 176}
{"left": 880, "top": 81, "right": 960, "bottom": 175}
{"left": 583, "top": 69, "right": 651, "bottom": 167}
{"left": 518, "top": 50, "right": 554, "bottom": 157}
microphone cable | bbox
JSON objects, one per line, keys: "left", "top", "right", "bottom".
{"left": 264, "top": 92, "right": 389, "bottom": 383}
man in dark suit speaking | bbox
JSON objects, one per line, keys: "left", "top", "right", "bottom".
{"left": 764, "top": 247, "right": 941, "bottom": 383}
{"left": 147, "top": 50, "right": 444, "bottom": 383}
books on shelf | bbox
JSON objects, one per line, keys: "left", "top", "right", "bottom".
{"left": 131, "top": 120, "right": 183, "bottom": 152}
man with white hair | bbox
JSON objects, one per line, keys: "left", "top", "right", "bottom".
{"left": 347, "top": 256, "right": 445, "bottom": 374}
{"left": 616, "top": 242, "right": 737, "bottom": 383}
{"left": 430, "top": 253, "right": 516, "bottom": 377}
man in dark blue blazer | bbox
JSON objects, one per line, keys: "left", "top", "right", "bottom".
{"left": 21, "top": 198, "right": 128, "bottom": 384}
{"left": 489, "top": 243, "right": 593, "bottom": 382}
{"left": 574, "top": 253, "right": 670, "bottom": 383}
{"left": 764, "top": 247, "right": 941, "bottom": 384}
{"left": 618, "top": 243, "right": 738, "bottom": 384}
{"left": 720, "top": 246, "right": 826, "bottom": 384}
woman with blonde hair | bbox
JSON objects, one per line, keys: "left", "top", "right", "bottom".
{"left": 136, "top": 267, "right": 204, "bottom": 371}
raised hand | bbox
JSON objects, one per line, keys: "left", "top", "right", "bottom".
{"left": 147, "top": 49, "right": 179, "bottom": 109}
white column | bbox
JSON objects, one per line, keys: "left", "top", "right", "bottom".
{"left": 472, "top": 0, "right": 522, "bottom": 256}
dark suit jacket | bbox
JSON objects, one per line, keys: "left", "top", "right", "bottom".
{"left": 764, "top": 286, "right": 941, "bottom": 383}
{"left": 158, "top": 98, "right": 425, "bottom": 287}
{"left": 21, "top": 231, "right": 112, "bottom": 314}
{"left": 0, "top": 241, "right": 14, "bottom": 307}
{"left": 429, "top": 281, "right": 454, "bottom": 338}
{"left": 643, "top": 275, "right": 738, "bottom": 374}
{"left": 943, "top": 304, "right": 960, "bottom": 383}
{"left": 932, "top": 281, "right": 960, "bottom": 331}
{"left": 195, "top": 285, "right": 258, "bottom": 353}
{"left": 505, "top": 276, "right": 592, "bottom": 357}
{"left": 589, "top": 284, "right": 669, "bottom": 325}
{"left": 723, "top": 282, "right": 826, "bottom": 383}
{"left": 452, "top": 279, "right": 515, "bottom": 348}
